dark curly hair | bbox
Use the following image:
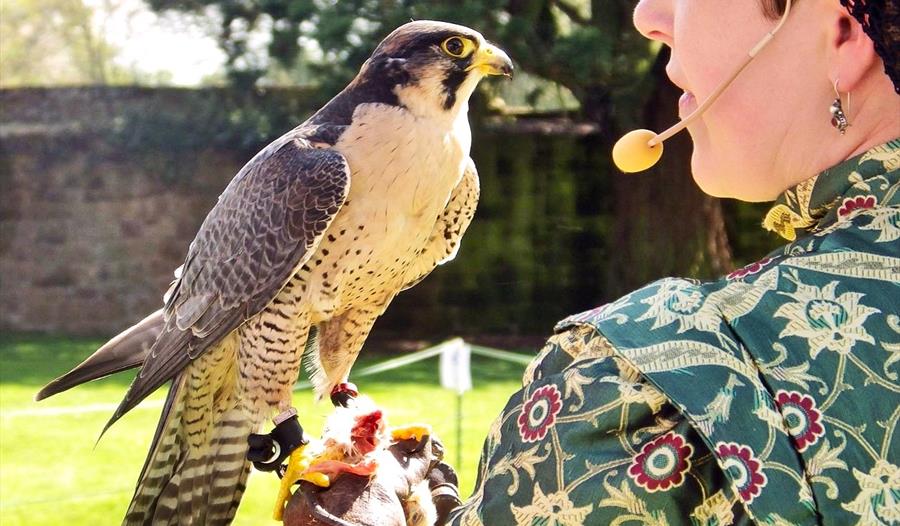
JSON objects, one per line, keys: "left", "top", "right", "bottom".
{"left": 761, "top": 0, "right": 899, "bottom": 93}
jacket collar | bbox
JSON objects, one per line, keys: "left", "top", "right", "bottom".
{"left": 763, "top": 138, "right": 900, "bottom": 241}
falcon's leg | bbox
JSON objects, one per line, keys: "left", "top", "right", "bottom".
{"left": 238, "top": 304, "right": 312, "bottom": 417}
{"left": 311, "top": 305, "right": 383, "bottom": 401}
{"left": 238, "top": 303, "right": 315, "bottom": 520}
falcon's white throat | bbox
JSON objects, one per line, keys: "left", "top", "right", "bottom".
{"left": 394, "top": 67, "right": 483, "bottom": 120}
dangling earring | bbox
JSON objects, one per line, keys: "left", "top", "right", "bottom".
{"left": 830, "top": 79, "right": 850, "bottom": 135}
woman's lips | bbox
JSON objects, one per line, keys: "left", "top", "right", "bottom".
{"left": 678, "top": 91, "right": 697, "bottom": 118}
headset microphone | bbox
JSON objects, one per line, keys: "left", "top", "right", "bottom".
{"left": 612, "top": 0, "right": 794, "bottom": 173}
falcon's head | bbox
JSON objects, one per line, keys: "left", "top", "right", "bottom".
{"left": 351, "top": 21, "right": 513, "bottom": 118}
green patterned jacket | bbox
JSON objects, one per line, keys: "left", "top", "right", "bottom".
{"left": 449, "top": 139, "right": 900, "bottom": 525}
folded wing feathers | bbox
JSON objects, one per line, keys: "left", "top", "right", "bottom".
{"left": 104, "top": 140, "right": 350, "bottom": 436}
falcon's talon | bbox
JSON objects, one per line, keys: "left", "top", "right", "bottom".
{"left": 272, "top": 445, "right": 314, "bottom": 521}
{"left": 391, "top": 424, "right": 432, "bottom": 443}
{"left": 330, "top": 382, "right": 359, "bottom": 407}
{"left": 299, "top": 471, "right": 332, "bottom": 488}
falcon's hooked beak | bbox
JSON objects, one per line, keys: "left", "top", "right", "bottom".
{"left": 467, "top": 43, "right": 514, "bottom": 78}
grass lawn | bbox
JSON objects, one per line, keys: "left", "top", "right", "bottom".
{"left": 0, "top": 334, "right": 530, "bottom": 525}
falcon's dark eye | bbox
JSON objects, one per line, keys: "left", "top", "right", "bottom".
{"left": 445, "top": 37, "right": 464, "bottom": 56}
{"left": 441, "top": 36, "right": 474, "bottom": 58}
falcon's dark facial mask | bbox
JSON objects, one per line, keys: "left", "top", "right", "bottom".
{"left": 360, "top": 21, "right": 513, "bottom": 116}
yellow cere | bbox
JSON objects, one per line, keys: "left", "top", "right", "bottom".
{"left": 612, "top": 129, "right": 664, "bottom": 173}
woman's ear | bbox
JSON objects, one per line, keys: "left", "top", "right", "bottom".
{"left": 826, "top": 3, "right": 880, "bottom": 92}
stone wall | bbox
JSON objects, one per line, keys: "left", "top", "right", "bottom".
{"left": 0, "top": 87, "right": 318, "bottom": 335}
{"left": 0, "top": 87, "right": 609, "bottom": 337}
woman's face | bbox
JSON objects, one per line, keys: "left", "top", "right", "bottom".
{"left": 633, "top": 0, "right": 829, "bottom": 201}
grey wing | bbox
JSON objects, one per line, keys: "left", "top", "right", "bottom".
{"left": 402, "top": 157, "right": 480, "bottom": 290}
{"left": 106, "top": 138, "right": 350, "bottom": 429}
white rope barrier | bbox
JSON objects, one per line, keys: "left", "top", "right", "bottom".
{"left": 293, "top": 338, "right": 532, "bottom": 391}
{"left": 469, "top": 344, "right": 533, "bottom": 366}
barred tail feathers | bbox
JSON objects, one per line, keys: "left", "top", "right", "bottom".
{"left": 124, "top": 340, "right": 254, "bottom": 525}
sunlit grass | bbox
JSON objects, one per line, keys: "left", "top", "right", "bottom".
{"left": 0, "top": 334, "right": 528, "bottom": 525}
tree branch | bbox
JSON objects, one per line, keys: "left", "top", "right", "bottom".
{"left": 550, "top": 0, "right": 590, "bottom": 25}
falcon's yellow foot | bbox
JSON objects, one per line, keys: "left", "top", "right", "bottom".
{"left": 272, "top": 445, "right": 313, "bottom": 522}
{"left": 391, "top": 424, "right": 432, "bottom": 442}
{"left": 300, "top": 458, "right": 380, "bottom": 488}
{"left": 299, "top": 471, "right": 332, "bottom": 487}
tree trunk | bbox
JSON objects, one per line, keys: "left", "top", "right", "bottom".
{"left": 604, "top": 48, "right": 733, "bottom": 298}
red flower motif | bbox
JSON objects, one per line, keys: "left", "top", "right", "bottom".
{"left": 774, "top": 391, "right": 825, "bottom": 452}
{"left": 628, "top": 432, "right": 694, "bottom": 492}
{"left": 727, "top": 257, "right": 774, "bottom": 280}
{"left": 837, "top": 195, "right": 877, "bottom": 218}
{"left": 716, "top": 442, "right": 767, "bottom": 504}
{"left": 517, "top": 385, "right": 563, "bottom": 443}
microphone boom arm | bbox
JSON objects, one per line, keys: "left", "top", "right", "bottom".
{"left": 648, "top": 0, "right": 793, "bottom": 147}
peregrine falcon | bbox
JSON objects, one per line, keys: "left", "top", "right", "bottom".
{"left": 35, "top": 21, "right": 512, "bottom": 525}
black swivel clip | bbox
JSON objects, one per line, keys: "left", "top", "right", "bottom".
{"left": 247, "top": 407, "right": 307, "bottom": 477}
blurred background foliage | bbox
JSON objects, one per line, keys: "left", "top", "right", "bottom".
{"left": 0, "top": 0, "right": 782, "bottom": 338}
{"left": 143, "top": 0, "right": 656, "bottom": 125}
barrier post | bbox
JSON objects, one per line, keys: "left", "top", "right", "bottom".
{"left": 456, "top": 386, "right": 463, "bottom": 470}
{"left": 440, "top": 339, "right": 472, "bottom": 471}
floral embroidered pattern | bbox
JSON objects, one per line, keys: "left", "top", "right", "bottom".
{"left": 774, "top": 391, "right": 825, "bottom": 452}
{"left": 842, "top": 460, "right": 900, "bottom": 525}
{"left": 837, "top": 195, "right": 877, "bottom": 218}
{"left": 510, "top": 483, "right": 592, "bottom": 525}
{"left": 726, "top": 257, "right": 774, "bottom": 281}
{"left": 775, "top": 278, "right": 879, "bottom": 358}
{"left": 517, "top": 385, "right": 562, "bottom": 443}
{"left": 628, "top": 432, "right": 694, "bottom": 492}
{"left": 615, "top": 378, "right": 659, "bottom": 408}
{"left": 691, "top": 491, "right": 735, "bottom": 526}
{"left": 859, "top": 207, "right": 900, "bottom": 243}
{"left": 636, "top": 280, "right": 721, "bottom": 335}
{"left": 716, "top": 442, "right": 767, "bottom": 504}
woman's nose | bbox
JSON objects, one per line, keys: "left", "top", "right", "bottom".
{"left": 633, "top": 0, "right": 674, "bottom": 47}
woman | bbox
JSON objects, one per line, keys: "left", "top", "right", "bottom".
{"left": 448, "top": 0, "right": 899, "bottom": 524}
